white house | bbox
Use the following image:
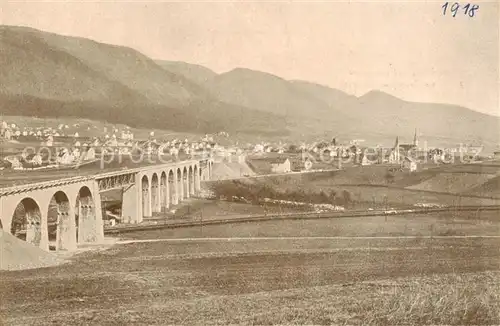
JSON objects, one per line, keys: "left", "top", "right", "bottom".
{"left": 57, "top": 149, "right": 74, "bottom": 165}
{"left": 27, "top": 154, "right": 43, "bottom": 166}
{"left": 5, "top": 156, "right": 21, "bottom": 169}
{"left": 303, "top": 157, "right": 313, "bottom": 170}
{"left": 45, "top": 135, "right": 54, "bottom": 147}
{"left": 237, "top": 154, "right": 246, "bottom": 164}
{"left": 271, "top": 158, "right": 291, "bottom": 174}
{"left": 169, "top": 147, "right": 179, "bottom": 156}
{"left": 72, "top": 148, "right": 81, "bottom": 158}
{"left": 253, "top": 144, "right": 264, "bottom": 153}
{"left": 403, "top": 156, "right": 417, "bottom": 172}
{"left": 82, "top": 147, "right": 96, "bottom": 161}
{"left": 4, "top": 129, "right": 12, "bottom": 140}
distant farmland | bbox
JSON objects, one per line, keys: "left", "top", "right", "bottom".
{"left": 214, "top": 162, "right": 500, "bottom": 208}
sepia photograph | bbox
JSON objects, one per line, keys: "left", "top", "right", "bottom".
{"left": 0, "top": 0, "right": 499, "bottom": 325}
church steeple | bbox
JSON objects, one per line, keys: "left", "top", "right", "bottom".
{"left": 394, "top": 136, "right": 399, "bottom": 149}
{"left": 413, "top": 128, "right": 418, "bottom": 147}
{"left": 391, "top": 136, "right": 400, "bottom": 163}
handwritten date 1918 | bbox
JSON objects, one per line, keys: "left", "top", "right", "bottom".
{"left": 442, "top": 2, "right": 479, "bottom": 17}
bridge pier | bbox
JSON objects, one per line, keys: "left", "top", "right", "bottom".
{"left": 76, "top": 182, "right": 103, "bottom": 243}
{"left": 183, "top": 174, "right": 190, "bottom": 199}
{"left": 92, "top": 181, "right": 105, "bottom": 242}
{"left": 177, "top": 171, "right": 184, "bottom": 202}
{"left": 151, "top": 174, "right": 160, "bottom": 214}
{"left": 122, "top": 180, "right": 141, "bottom": 224}
{"left": 201, "top": 166, "right": 210, "bottom": 181}
{"left": 190, "top": 173, "right": 196, "bottom": 196}
{"left": 160, "top": 173, "right": 167, "bottom": 213}
{"left": 77, "top": 203, "right": 104, "bottom": 243}
{"left": 56, "top": 203, "right": 77, "bottom": 252}
{"left": 141, "top": 176, "right": 152, "bottom": 218}
{"left": 25, "top": 208, "right": 43, "bottom": 248}
{"left": 154, "top": 184, "right": 161, "bottom": 213}
{"left": 169, "top": 179, "right": 177, "bottom": 206}
{"left": 78, "top": 204, "right": 93, "bottom": 242}
{"left": 163, "top": 178, "right": 170, "bottom": 211}
{"left": 39, "top": 210, "right": 50, "bottom": 251}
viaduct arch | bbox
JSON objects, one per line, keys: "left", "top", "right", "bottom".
{"left": 0, "top": 159, "right": 212, "bottom": 252}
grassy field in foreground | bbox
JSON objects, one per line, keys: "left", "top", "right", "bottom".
{"left": 0, "top": 237, "right": 498, "bottom": 325}
{"left": 1, "top": 213, "right": 500, "bottom": 325}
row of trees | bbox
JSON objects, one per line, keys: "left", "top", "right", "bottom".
{"left": 209, "top": 180, "right": 355, "bottom": 208}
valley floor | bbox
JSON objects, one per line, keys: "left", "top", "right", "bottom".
{"left": 1, "top": 214, "right": 499, "bottom": 325}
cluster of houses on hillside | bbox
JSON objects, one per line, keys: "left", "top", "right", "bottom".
{"left": 1, "top": 117, "right": 488, "bottom": 174}
{"left": 0, "top": 146, "right": 97, "bottom": 170}
{"left": 0, "top": 119, "right": 140, "bottom": 143}
{"left": 95, "top": 136, "right": 218, "bottom": 157}
{"left": 247, "top": 129, "right": 485, "bottom": 174}
{"left": 0, "top": 120, "right": 88, "bottom": 141}
{"left": 0, "top": 130, "right": 221, "bottom": 170}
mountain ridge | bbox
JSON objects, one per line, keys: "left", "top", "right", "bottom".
{"left": 0, "top": 25, "right": 498, "bottom": 149}
{"left": 0, "top": 25, "right": 288, "bottom": 136}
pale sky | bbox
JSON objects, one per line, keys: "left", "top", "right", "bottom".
{"left": 1, "top": 1, "right": 499, "bottom": 116}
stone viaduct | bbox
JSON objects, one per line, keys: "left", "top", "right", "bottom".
{"left": 0, "top": 158, "right": 214, "bottom": 251}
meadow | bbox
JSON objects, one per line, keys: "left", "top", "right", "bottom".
{"left": 1, "top": 213, "right": 499, "bottom": 325}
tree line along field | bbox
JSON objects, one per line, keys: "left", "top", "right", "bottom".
{"left": 207, "top": 180, "right": 499, "bottom": 212}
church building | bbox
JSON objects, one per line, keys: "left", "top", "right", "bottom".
{"left": 389, "top": 129, "right": 419, "bottom": 164}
